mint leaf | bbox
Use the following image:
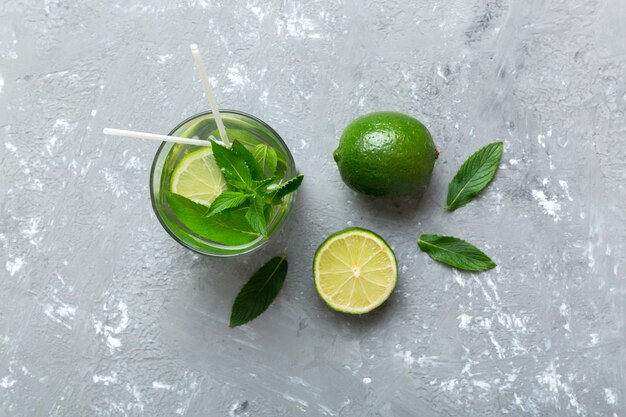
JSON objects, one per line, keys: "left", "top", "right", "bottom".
{"left": 417, "top": 234, "right": 496, "bottom": 271}
{"left": 274, "top": 154, "right": 287, "bottom": 179}
{"left": 252, "top": 176, "right": 278, "bottom": 192}
{"left": 166, "top": 192, "right": 259, "bottom": 245}
{"left": 263, "top": 204, "right": 274, "bottom": 223}
{"left": 206, "top": 191, "right": 250, "bottom": 217}
{"left": 245, "top": 196, "right": 267, "bottom": 237}
{"left": 166, "top": 190, "right": 210, "bottom": 216}
{"left": 211, "top": 140, "right": 253, "bottom": 190}
{"left": 272, "top": 174, "right": 304, "bottom": 201}
{"left": 230, "top": 256, "right": 288, "bottom": 327}
{"left": 253, "top": 144, "right": 278, "bottom": 177}
{"left": 446, "top": 142, "right": 503, "bottom": 210}
{"left": 231, "top": 140, "right": 263, "bottom": 180}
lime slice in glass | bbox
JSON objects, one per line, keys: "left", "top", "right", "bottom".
{"left": 170, "top": 147, "right": 227, "bottom": 207}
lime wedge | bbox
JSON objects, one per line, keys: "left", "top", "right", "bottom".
{"left": 170, "top": 147, "right": 227, "bottom": 207}
{"left": 313, "top": 228, "right": 397, "bottom": 314}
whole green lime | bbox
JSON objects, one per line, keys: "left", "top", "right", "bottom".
{"left": 333, "top": 112, "right": 438, "bottom": 197}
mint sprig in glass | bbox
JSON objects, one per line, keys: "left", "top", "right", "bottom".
{"left": 150, "top": 110, "right": 302, "bottom": 256}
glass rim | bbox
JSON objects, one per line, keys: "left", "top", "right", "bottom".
{"left": 149, "top": 109, "right": 295, "bottom": 257}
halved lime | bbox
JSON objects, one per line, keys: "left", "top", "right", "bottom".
{"left": 170, "top": 147, "right": 227, "bottom": 206}
{"left": 313, "top": 228, "right": 397, "bottom": 314}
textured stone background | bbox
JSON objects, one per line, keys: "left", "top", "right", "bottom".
{"left": 1, "top": 0, "right": 625, "bottom": 416}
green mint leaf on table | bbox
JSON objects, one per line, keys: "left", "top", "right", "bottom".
{"left": 166, "top": 192, "right": 259, "bottom": 246}
{"left": 206, "top": 191, "right": 250, "bottom": 217}
{"left": 211, "top": 140, "right": 253, "bottom": 190}
{"left": 253, "top": 143, "right": 278, "bottom": 177}
{"left": 231, "top": 140, "right": 263, "bottom": 180}
{"left": 245, "top": 196, "right": 268, "bottom": 237}
{"left": 417, "top": 234, "right": 496, "bottom": 271}
{"left": 271, "top": 174, "right": 304, "bottom": 201}
{"left": 230, "top": 256, "right": 288, "bottom": 327}
{"left": 446, "top": 142, "right": 503, "bottom": 211}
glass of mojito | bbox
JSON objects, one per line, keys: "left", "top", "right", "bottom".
{"left": 150, "top": 110, "right": 300, "bottom": 256}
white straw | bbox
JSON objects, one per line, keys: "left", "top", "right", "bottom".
{"left": 189, "top": 43, "right": 230, "bottom": 147}
{"left": 103, "top": 128, "right": 212, "bottom": 147}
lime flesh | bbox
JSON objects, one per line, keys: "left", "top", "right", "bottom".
{"left": 313, "top": 228, "right": 397, "bottom": 314}
{"left": 170, "top": 146, "right": 227, "bottom": 206}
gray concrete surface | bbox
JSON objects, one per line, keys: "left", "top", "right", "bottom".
{"left": 1, "top": 0, "right": 625, "bottom": 416}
